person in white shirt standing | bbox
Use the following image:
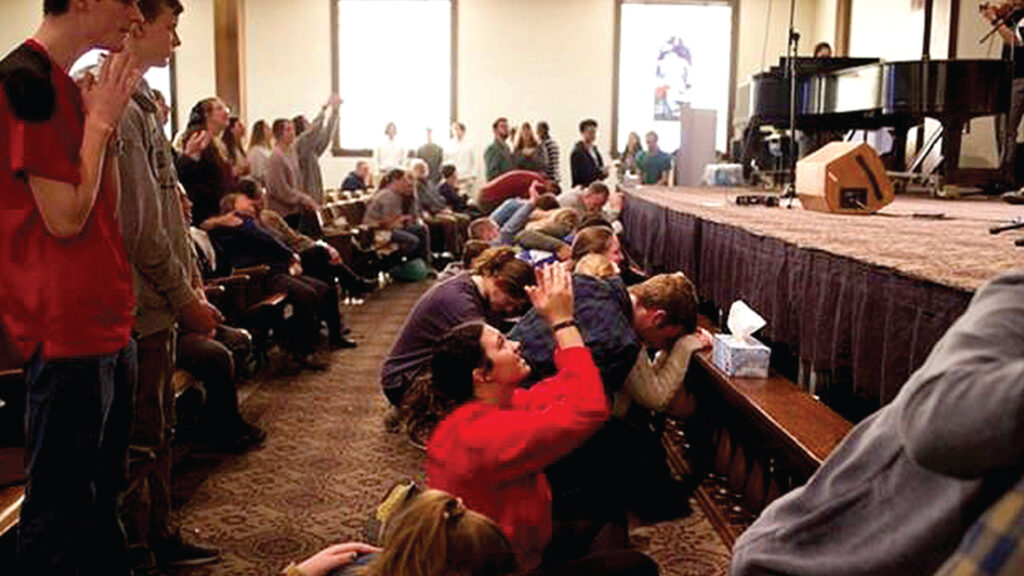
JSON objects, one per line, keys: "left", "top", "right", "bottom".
{"left": 446, "top": 120, "right": 477, "bottom": 195}
{"left": 375, "top": 121, "right": 407, "bottom": 173}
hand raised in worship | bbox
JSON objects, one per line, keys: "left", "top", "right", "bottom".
{"left": 328, "top": 94, "right": 343, "bottom": 109}
{"left": 81, "top": 51, "right": 141, "bottom": 132}
{"left": 184, "top": 130, "right": 212, "bottom": 160}
{"left": 526, "top": 263, "right": 575, "bottom": 326}
{"left": 294, "top": 542, "right": 381, "bottom": 576}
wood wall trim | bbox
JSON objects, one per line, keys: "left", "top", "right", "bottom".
{"left": 169, "top": 53, "right": 179, "bottom": 136}
{"left": 948, "top": 0, "right": 961, "bottom": 59}
{"left": 612, "top": 0, "right": 622, "bottom": 157}
{"left": 835, "top": 0, "right": 852, "bottom": 56}
{"left": 214, "top": 0, "right": 245, "bottom": 119}
{"left": 728, "top": 0, "right": 739, "bottom": 152}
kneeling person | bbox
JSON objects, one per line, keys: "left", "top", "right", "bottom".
{"left": 426, "top": 265, "right": 610, "bottom": 571}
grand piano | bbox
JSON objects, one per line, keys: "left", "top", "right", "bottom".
{"left": 745, "top": 57, "right": 1012, "bottom": 191}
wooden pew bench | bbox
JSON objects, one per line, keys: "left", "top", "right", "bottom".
{"left": 661, "top": 317, "right": 853, "bottom": 548}
{"left": 0, "top": 369, "right": 24, "bottom": 543}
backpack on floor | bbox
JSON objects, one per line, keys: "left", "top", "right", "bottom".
{"left": 391, "top": 258, "right": 430, "bottom": 282}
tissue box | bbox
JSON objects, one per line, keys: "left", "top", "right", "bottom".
{"left": 711, "top": 334, "right": 770, "bottom": 378}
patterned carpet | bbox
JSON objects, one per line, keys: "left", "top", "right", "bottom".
{"left": 168, "top": 280, "right": 732, "bottom": 575}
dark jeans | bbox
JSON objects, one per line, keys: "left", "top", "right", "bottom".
{"left": 391, "top": 222, "right": 430, "bottom": 263}
{"left": 285, "top": 209, "right": 323, "bottom": 239}
{"left": 267, "top": 273, "right": 343, "bottom": 352}
{"left": 177, "top": 326, "right": 250, "bottom": 433}
{"left": 122, "top": 330, "right": 176, "bottom": 557}
{"left": 300, "top": 245, "right": 368, "bottom": 293}
{"left": 545, "top": 420, "right": 680, "bottom": 563}
{"left": 19, "top": 343, "right": 136, "bottom": 576}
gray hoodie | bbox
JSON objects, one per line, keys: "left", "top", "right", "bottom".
{"left": 732, "top": 268, "right": 1024, "bottom": 576}
{"left": 295, "top": 106, "right": 339, "bottom": 205}
{"left": 116, "top": 79, "right": 196, "bottom": 337}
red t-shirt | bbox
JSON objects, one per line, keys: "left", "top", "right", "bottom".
{"left": 0, "top": 40, "right": 134, "bottom": 360}
{"left": 425, "top": 346, "right": 609, "bottom": 570}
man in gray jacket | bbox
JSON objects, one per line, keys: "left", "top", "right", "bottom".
{"left": 115, "top": 0, "right": 221, "bottom": 570}
{"left": 732, "top": 268, "right": 1024, "bottom": 576}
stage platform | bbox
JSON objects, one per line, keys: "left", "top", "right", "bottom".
{"left": 622, "top": 186, "right": 1022, "bottom": 417}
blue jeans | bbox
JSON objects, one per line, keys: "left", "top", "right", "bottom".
{"left": 491, "top": 197, "right": 527, "bottom": 225}
{"left": 19, "top": 343, "right": 136, "bottom": 576}
{"left": 392, "top": 223, "right": 430, "bottom": 262}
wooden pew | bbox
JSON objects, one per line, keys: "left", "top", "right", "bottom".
{"left": 0, "top": 324, "right": 24, "bottom": 541}
{"left": 661, "top": 317, "right": 852, "bottom": 548}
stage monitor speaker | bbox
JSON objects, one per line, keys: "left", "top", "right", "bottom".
{"left": 796, "top": 142, "right": 894, "bottom": 214}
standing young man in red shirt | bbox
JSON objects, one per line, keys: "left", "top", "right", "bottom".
{"left": 0, "top": 0, "right": 143, "bottom": 573}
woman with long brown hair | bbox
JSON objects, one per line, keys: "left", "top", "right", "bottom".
{"left": 175, "top": 97, "right": 238, "bottom": 225}
{"left": 570, "top": 226, "right": 623, "bottom": 268}
{"left": 513, "top": 122, "right": 547, "bottom": 174}
{"left": 221, "top": 116, "right": 251, "bottom": 178}
{"left": 618, "top": 131, "right": 642, "bottom": 180}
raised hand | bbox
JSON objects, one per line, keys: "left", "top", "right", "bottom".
{"left": 526, "top": 263, "right": 574, "bottom": 326}
{"left": 82, "top": 51, "right": 140, "bottom": 131}
{"left": 184, "top": 130, "right": 212, "bottom": 160}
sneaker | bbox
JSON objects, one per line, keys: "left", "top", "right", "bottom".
{"left": 329, "top": 335, "right": 358, "bottom": 349}
{"left": 154, "top": 530, "right": 220, "bottom": 567}
{"left": 1003, "top": 189, "right": 1024, "bottom": 204}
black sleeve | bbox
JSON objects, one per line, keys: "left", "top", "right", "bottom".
{"left": 0, "top": 44, "right": 55, "bottom": 123}
{"left": 570, "top": 147, "right": 585, "bottom": 188}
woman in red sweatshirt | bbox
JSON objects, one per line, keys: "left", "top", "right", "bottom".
{"left": 425, "top": 264, "right": 615, "bottom": 571}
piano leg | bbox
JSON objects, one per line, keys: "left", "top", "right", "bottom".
{"left": 942, "top": 119, "right": 965, "bottom": 189}
{"left": 939, "top": 119, "right": 1012, "bottom": 195}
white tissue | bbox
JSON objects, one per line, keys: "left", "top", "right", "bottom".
{"left": 727, "top": 300, "right": 766, "bottom": 343}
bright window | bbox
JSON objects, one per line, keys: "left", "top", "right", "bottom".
{"left": 617, "top": 1, "right": 733, "bottom": 153}
{"left": 70, "top": 50, "right": 175, "bottom": 138}
{"left": 333, "top": 0, "right": 452, "bottom": 154}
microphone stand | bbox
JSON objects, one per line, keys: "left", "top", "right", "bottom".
{"left": 782, "top": 0, "right": 800, "bottom": 208}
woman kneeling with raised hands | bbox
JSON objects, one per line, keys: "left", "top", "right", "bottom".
{"left": 425, "top": 265, "right": 658, "bottom": 575}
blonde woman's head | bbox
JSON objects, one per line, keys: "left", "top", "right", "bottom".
{"left": 362, "top": 489, "right": 518, "bottom": 576}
